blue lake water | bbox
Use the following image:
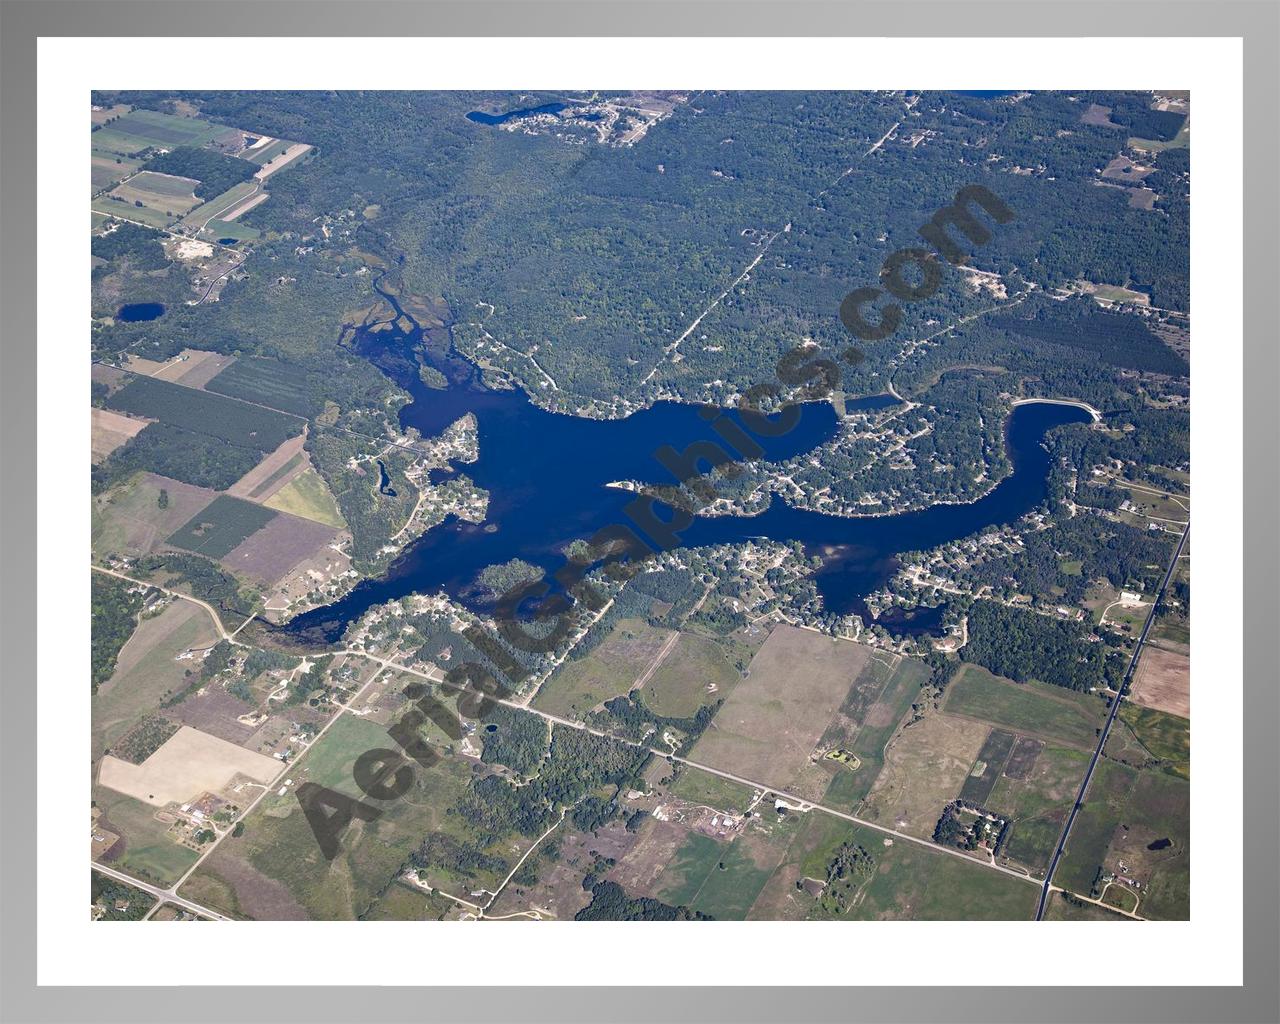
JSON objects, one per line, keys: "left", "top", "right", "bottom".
{"left": 466, "top": 102, "right": 568, "bottom": 126}
{"left": 283, "top": 284, "right": 1088, "bottom": 643}
{"left": 116, "top": 302, "right": 165, "bottom": 322}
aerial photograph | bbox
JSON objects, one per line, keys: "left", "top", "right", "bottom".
{"left": 89, "top": 89, "right": 1190, "bottom": 923}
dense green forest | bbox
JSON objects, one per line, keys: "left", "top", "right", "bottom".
{"left": 91, "top": 572, "right": 143, "bottom": 692}
{"left": 142, "top": 146, "right": 257, "bottom": 199}
{"left": 961, "top": 599, "right": 1126, "bottom": 692}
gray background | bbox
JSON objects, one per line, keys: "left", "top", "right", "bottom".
{"left": 1, "top": 1, "right": 1276, "bottom": 1021}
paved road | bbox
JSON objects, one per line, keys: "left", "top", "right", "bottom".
{"left": 91, "top": 863, "right": 230, "bottom": 922}
{"left": 1034, "top": 519, "right": 1191, "bottom": 919}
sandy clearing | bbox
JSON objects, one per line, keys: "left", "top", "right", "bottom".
{"left": 154, "top": 349, "right": 237, "bottom": 388}
{"left": 1129, "top": 645, "right": 1190, "bottom": 719}
{"left": 226, "top": 433, "right": 309, "bottom": 500}
{"left": 92, "top": 407, "right": 151, "bottom": 462}
{"left": 97, "top": 725, "right": 281, "bottom": 807}
{"left": 253, "top": 143, "right": 312, "bottom": 180}
{"left": 220, "top": 191, "right": 270, "bottom": 221}
{"left": 171, "top": 238, "right": 215, "bottom": 261}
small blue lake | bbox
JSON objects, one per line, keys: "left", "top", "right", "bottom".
{"left": 116, "top": 302, "right": 165, "bottom": 322}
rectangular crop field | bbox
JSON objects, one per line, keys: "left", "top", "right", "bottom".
{"left": 91, "top": 149, "right": 141, "bottom": 193}
{"left": 262, "top": 468, "right": 347, "bottom": 529}
{"left": 1129, "top": 645, "right": 1190, "bottom": 719}
{"left": 92, "top": 472, "right": 219, "bottom": 558}
{"left": 859, "top": 711, "right": 990, "bottom": 839}
{"left": 91, "top": 109, "right": 234, "bottom": 154}
{"left": 204, "top": 356, "right": 321, "bottom": 416}
{"left": 167, "top": 495, "right": 278, "bottom": 559}
{"left": 958, "top": 728, "right": 1017, "bottom": 804}
{"left": 688, "top": 625, "right": 873, "bottom": 796}
{"left": 104, "top": 374, "right": 304, "bottom": 452}
{"left": 98, "top": 725, "right": 282, "bottom": 807}
{"left": 988, "top": 743, "right": 1090, "bottom": 875}
{"left": 943, "top": 664, "right": 1107, "bottom": 749}
{"left": 179, "top": 181, "right": 258, "bottom": 232}
{"left": 91, "top": 195, "right": 173, "bottom": 230}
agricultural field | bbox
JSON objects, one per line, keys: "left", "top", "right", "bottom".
{"left": 178, "top": 181, "right": 258, "bottom": 233}
{"left": 98, "top": 724, "right": 281, "bottom": 807}
{"left": 226, "top": 435, "right": 309, "bottom": 501}
{"left": 262, "top": 467, "right": 347, "bottom": 529}
{"left": 943, "top": 664, "right": 1107, "bottom": 750}
{"left": 91, "top": 407, "right": 150, "bottom": 463}
{"left": 216, "top": 509, "right": 341, "bottom": 586}
{"left": 1128, "top": 644, "right": 1190, "bottom": 719}
{"left": 859, "top": 711, "right": 990, "bottom": 840}
{"left": 150, "top": 349, "right": 237, "bottom": 389}
{"left": 988, "top": 743, "right": 1091, "bottom": 876}
{"left": 92, "top": 472, "right": 218, "bottom": 559}
{"left": 819, "top": 652, "right": 931, "bottom": 811}
{"left": 91, "top": 108, "right": 237, "bottom": 156}
{"left": 669, "top": 765, "right": 757, "bottom": 814}
{"left": 106, "top": 170, "right": 202, "bottom": 223}
{"left": 958, "top": 728, "right": 1018, "bottom": 805}
{"left": 204, "top": 355, "right": 322, "bottom": 417}
{"left": 533, "top": 618, "right": 674, "bottom": 719}
{"left": 688, "top": 625, "right": 876, "bottom": 799}
{"left": 92, "top": 194, "right": 175, "bottom": 230}
{"left": 104, "top": 375, "right": 304, "bottom": 452}
{"left": 167, "top": 494, "right": 279, "bottom": 560}
{"left": 91, "top": 149, "right": 142, "bottom": 194}
{"left": 647, "top": 813, "right": 800, "bottom": 920}
{"left": 1043, "top": 890, "right": 1132, "bottom": 921}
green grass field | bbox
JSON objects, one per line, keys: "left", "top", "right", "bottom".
{"left": 179, "top": 181, "right": 258, "bottom": 232}
{"left": 533, "top": 618, "right": 672, "bottom": 719}
{"left": 1043, "top": 890, "right": 1131, "bottom": 921}
{"left": 91, "top": 195, "right": 173, "bottom": 230}
{"left": 1111, "top": 703, "right": 1190, "bottom": 780}
{"left": 92, "top": 109, "right": 233, "bottom": 156}
{"left": 179, "top": 715, "right": 522, "bottom": 919}
{"left": 988, "top": 744, "right": 1090, "bottom": 876}
{"left": 93, "top": 600, "right": 218, "bottom": 758}
{"left": 1052, "top": 759, "right": 1189, "bottom": 919}
{"left": 670, "top": 765, "right": 756, "bottom": 813}
{"left": 93, "top": 786, "right": 200, "bottom": 887}
{"left": 202, "top": 217, "right": 261, "bottom": 242}
{"left": 943, "top": 664, "right": 1107, "bottom": 750}
{"left": 651, "top": 831, "right": 725, "bottom": 907}
{"left": 167, "top": 495, "right": 278, "bottom": 559}
{"left": 640, "top": 633, "right": 739, "bottom": 718}
{"left": 262, "top": 468, "right": 347, "bottom": 529}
